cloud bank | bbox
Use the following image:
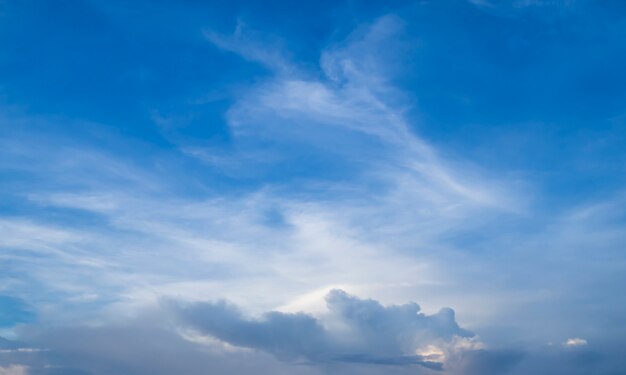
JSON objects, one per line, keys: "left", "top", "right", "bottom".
{"left": 175, "top": 289, "right": 475, "bottom": 370}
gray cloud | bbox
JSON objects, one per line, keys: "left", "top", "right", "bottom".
{"left": 445, "top": 349, "right": 524, "bottom": 375}
{"left": 1, "top": 306, "right": 624, "bottom": 375}
{"left": 4, "top": 318, "right": 325, "bottom": 375}
{"left": 174, "top": 289, "right": 472, "bottom": 370}
{"left": 0, "top": 338, "right": 19, "bottom": 350}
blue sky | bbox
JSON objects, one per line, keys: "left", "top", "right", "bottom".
{"left": 1, "top": 1, "right": 626, "bottom": 374}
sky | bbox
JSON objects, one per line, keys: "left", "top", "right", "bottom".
{"left": 1, "top": 0, "right": 626, "bottom": 374}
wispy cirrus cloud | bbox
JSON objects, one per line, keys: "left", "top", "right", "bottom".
{"left": 218, "top": 15, "right": 521, "bottom": 211}
{"left": 2, "top": 14, "right": 523, "bottom": 324}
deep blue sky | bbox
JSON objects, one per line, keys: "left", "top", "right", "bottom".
{"left": 1, "top": 1, "right": 626, "bottom": 374}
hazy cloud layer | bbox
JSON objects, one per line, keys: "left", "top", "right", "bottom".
{"left": 1, "top": 304, "right": 621, "bottom": 375}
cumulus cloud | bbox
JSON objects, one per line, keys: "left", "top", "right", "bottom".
{"left": 175, "top": 289, "right": 473, "bottom": 370}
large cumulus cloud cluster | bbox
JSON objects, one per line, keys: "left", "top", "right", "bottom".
{"left": 175, "top": 289, "right": 473, "bottom": 370}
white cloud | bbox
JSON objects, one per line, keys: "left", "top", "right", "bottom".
{"left": 219, "top": 16, "right": 522, "bottom": 213}
{"left": 203, "top": 19, "right": 294, "bottom": 74}
{"left": 563, "top": 338, "right": 587, "bottom": 347}
{"left": 0, "top": 365, "right": 28, "bottom": 375}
